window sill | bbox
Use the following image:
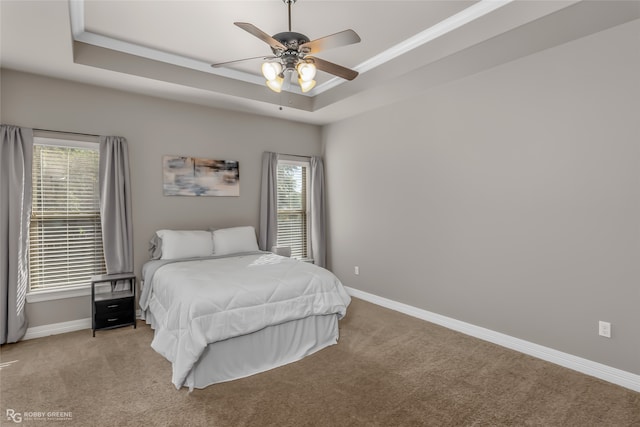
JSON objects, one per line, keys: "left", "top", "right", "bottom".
{"left": 26, "top": 286, "right": 92, "bottom": 303}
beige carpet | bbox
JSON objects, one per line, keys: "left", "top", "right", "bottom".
{"left": 1, "top": 298, "right": 638, "bottom": 426}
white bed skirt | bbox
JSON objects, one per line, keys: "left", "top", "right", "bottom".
{"left": 145, "top": 310, "right": 339, "bottom": 390}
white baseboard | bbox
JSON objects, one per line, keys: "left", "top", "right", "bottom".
{"left": 23, "top": 310, "right": 143, "bottom": 340}
{"left": 23, "top": 318, "right": 91, "bottom": 340}
{"left": 345, "top": 286, "right": 640, "bottom": 393}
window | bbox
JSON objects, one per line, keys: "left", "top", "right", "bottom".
{"left": 276, "top": 160, "right": 310, "bottom": 260}
{"left": 29, "top": 137, "right": 106, "bottom": 293}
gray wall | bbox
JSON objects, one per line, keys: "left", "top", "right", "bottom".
{"left": 323, "top": 19, "right": 640, "bottom": 375}
{"left": 1, "top": 70, "right": 322, "bottom": 327}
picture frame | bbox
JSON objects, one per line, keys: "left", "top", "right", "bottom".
{"left": 162, "top": 155, "right": 239, "bottom": 197}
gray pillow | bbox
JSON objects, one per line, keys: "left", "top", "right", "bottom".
{"left": 148, "top": 233, "right": 163, "bottom": 259}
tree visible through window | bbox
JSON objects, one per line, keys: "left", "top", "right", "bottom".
{"left": 29, "top": 138, "right": 106, "bottom": 291}
{"left": 276, "top": 161, "right": 309, "bottom": 260}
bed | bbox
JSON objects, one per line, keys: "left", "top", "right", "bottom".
{"left": 139, "top": 226, "right": 351, "bottom": 390}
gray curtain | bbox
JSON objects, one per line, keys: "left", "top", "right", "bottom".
{"left": 1, "top": 125, "right": 32, "bottom": 344}
{"left": 259, "top": 151, "right": 279, "bottom": 251}
{"left": 309, "top": 156, "right": 327, "bottom": 267}
{"left": 99, "top": 136, "right": 133, "bottom": 275}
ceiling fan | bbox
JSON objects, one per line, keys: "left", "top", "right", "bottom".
{"left": 211, "top": 0, "right": 361, "bottom": 93}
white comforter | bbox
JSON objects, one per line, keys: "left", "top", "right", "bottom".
{"left": 144, "top": 252, "right": 351, "bottom": 389}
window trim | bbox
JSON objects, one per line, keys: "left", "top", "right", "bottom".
{"left": 276, "top": 158, "right": 312, "bottom": 261}
{"left": 26, "top": 285, "right": 93, "bottom": 303}
{"left": 26, "top": 283, "right": 112, "bottom": 303}
{"left": 27, "top": 136, "right": 105, "bottom": 301}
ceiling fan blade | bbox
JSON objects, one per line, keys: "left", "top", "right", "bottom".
{"left": 211, "top": 55, "right": 276, "bottom": 68}
{"left": 307, "top": 56, "right": 359, "bottom": 81}
{"left": 234, "top": 22, "right": 286, "bottom": 51}
{"left": 300, "top": 29, "right": 361, "bottom": 54}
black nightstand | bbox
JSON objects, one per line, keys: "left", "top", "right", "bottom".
{"left": 91, "top": 273, "right": 137, "bottom": 337}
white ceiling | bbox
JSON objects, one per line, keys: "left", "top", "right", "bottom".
{"left": 1, "top": 1, "right": 638, "bottom": 125}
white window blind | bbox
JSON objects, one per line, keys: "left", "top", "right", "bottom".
{"left": 29, "top": 138, "right": 106, "bottom": 291}
{"left": 276, "top": 161, "right": 309, "bottom": 260}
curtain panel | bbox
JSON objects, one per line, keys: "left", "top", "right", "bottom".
{"left": 0, "top": 125, "right": 33, "bottom": 344}
{"left": 259, "top": 152, "right": 280, "bottom": 251}
{"left": 99, "top": 136, "right": 133, "bottom": 275}
{"left": 309, "top": 156, "right": 327, "bottom": 268}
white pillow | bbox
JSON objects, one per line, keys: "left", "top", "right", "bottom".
{"left": 213, "top": 226, "right": 259, "bottom": 256}
{"left": 156, "top": 230, "right": 213, "bottom": 260}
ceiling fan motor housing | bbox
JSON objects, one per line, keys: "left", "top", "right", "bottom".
{"left": 272, "top": 31, "right": 311, "bottom": 69}
{"left": 272, "top": 32, "right": 310, "bottom": 50}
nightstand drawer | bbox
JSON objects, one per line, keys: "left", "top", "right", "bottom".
{"left": 94, "top": 312, "right": 133, "bottom": 329}
{"left": 95, "top": 297, "right": 133, "bottom": 314}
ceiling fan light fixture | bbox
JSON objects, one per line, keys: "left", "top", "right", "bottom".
{"left": 266, "top": 75, "right": 284, "bottom": 93}
{"left": 298, "top": 78, "right": 316, "bottom": 93}
{"left": 262, "top": 62, "right": 283, "bottom": 81}
{"left": 296, "top": 62, "right": 316, "bottom": 82}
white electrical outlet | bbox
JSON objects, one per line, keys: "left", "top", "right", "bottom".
{"left": 598, "top": 321, "right": 611, "bottom": 338}
{"left": 354, "top": 266, "right": 359, "bottom": 275}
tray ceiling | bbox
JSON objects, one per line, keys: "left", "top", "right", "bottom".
{"left": 1, "top": 1, "right": 638, "bottom": 124}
